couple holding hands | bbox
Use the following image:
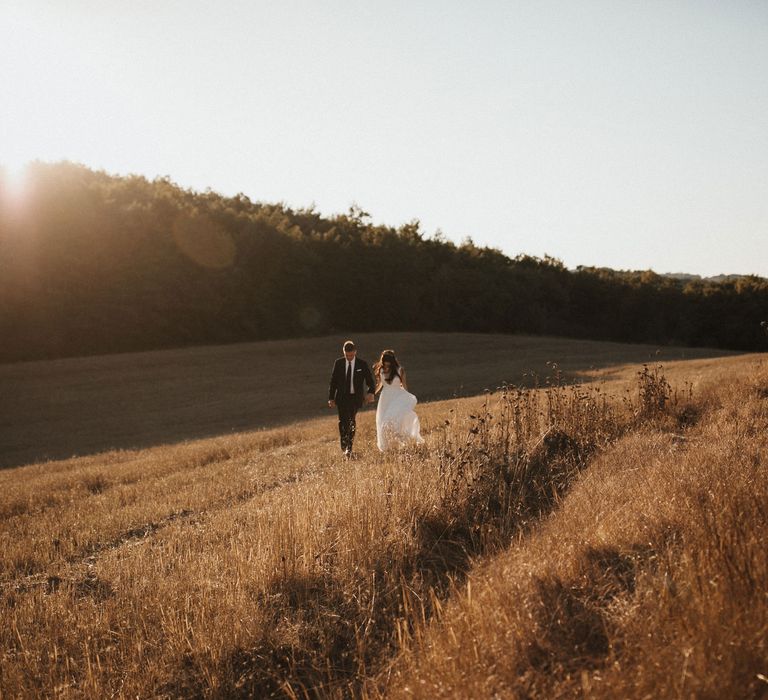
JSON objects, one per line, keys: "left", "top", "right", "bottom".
{"left": 328, "top": 340, "right": 424, "bottom": 457}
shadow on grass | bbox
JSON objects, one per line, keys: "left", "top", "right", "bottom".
{"left": 165, "top": 367, "right": 699, "bottom": 697}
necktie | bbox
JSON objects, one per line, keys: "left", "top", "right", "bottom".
{"left": 346, "top": 361, "right": 352, "bottom": 393}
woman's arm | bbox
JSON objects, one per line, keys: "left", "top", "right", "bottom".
{"left": 363, "top": 361, "right": 376, "bottom": 398}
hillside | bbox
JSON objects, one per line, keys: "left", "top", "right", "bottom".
{"left": 1, "top": 352, "right": 766, "bottom": 698}
{"left": 1, "top": 162, "right": 767, "bottom": 363}
{"left": 0, "top": 332, "right": 738, "bottom": 468}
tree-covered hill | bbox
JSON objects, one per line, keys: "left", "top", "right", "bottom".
{"left": 1, "top": 161, "right": 766, "bottom": 362}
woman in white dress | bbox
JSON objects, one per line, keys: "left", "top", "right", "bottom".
{"left": 374, "top": 349, "right": 424, "bottom": 451}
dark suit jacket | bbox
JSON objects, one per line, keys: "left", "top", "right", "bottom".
{"left": 328, "top": 357, "right": 376, "bottom": 409}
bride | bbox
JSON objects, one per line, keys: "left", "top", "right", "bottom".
{"left": 374, "top": 349, "right": 424, "bottom": 451}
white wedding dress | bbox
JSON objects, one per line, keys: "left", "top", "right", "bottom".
{"left": 376, "top": 369, "right": 424, "bottom": 451}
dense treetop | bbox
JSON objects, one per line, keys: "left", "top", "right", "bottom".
{"left": 1, "top": 162, "right": 765, "bottom": 362}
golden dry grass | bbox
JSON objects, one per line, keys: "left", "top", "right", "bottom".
{"left": 383, "top": 356, "right": 768, "bottom": 698}
{"left": 1, "top": 346, "right": 765, "bottom": 699}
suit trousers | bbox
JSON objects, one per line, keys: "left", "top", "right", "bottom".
{"left": 336, "top": 393, "right": 359, "bottom": 453}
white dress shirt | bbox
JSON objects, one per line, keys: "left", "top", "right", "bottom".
{"left": 347, "top": 358, "right": 356, "bottom": 394}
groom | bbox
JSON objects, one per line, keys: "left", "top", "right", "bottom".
{"left": 328, "top": 340, "right": 375, "bottom": 457}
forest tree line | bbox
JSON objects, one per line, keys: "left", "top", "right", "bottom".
{"left": 1, "top": 161, "right": 766, "bottom": 363}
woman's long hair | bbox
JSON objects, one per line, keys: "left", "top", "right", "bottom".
{"left": 374, "top": 349, "right": 401, "bottom": 384}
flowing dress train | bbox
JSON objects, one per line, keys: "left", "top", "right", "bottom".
{"left": 376, "top": 370, "right": 424, "bottom": 451}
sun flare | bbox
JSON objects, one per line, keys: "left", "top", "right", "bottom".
{"left": 0, "top": 161, "right": 31, "bottom": 204}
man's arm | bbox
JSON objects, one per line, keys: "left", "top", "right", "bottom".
{"left": 328, "top": 359, "right": 340, "bottom": 406}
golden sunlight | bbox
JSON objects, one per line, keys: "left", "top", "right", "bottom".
{"left": 0, "top": 160, "right": 31, "bottom": 207}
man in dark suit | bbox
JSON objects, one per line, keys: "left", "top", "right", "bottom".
{"left": 328, "top": 340, "right": 376, "bottom": 457}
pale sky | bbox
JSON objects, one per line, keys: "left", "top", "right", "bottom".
{"left": 2, "top": 0, "right": 767, "bottom": 277}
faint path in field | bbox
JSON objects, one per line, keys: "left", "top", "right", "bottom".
{"left": 1, "top": 435, "right": 336, "bottom": 599}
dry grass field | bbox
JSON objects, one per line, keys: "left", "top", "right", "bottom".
{"left": 0, "top": 332, "right": 736, "bottom": 468}
{"left": 1, "top": 336, "right": 766, "bottom": 699}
